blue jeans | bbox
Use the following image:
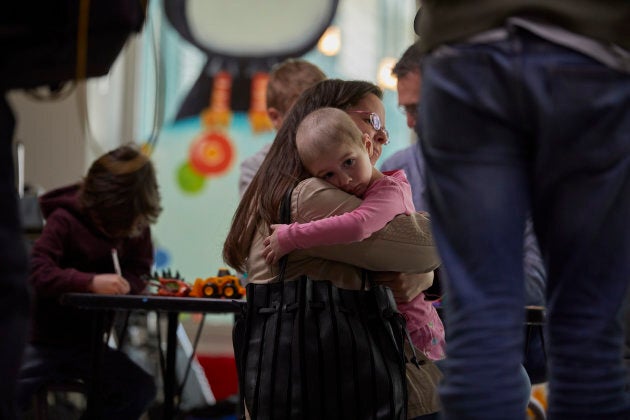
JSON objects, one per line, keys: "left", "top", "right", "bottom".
{"left": 420, "top": 28, "right": 630, "bottom": 419}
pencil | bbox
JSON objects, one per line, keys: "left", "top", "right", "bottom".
{"left": 111, "top": 248, "right": 122, "bottom": 276}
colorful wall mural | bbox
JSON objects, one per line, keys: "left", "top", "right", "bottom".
{"left": 150, "top": 111, "right": 275, "bottom": 281}
{"left": 141, "top": 0, "right": 418, "bottom": 284}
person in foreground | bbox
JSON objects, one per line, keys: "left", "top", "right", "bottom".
{"left": 16, "top": 144, "right": 161, "bottom": 419}
{"left": 224, "top": 79, "right": 442, "bottom": 419}
{"left": 0, "top": 97, "right": 31, "bottom": 420}
{"left": 263, "top": 107, "right": 445, "bottom": 361}
{"left": 417, "top": 1, "right": 630, "bottom": 419}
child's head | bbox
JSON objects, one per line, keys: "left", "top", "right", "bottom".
{"left": 296, "top": 107, "right": 375, "bottom": 197}
{"left": 80, "top": 144, "right": 162, "bottom": 239}
{"left": 266, "top": 59, "right": 326, "bottom": 129}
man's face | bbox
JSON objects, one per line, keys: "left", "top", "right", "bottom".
{"left": 396, "top": 70, "right": 421, "bottom": 129}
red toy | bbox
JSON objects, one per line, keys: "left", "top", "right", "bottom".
{"left": 146, "top": 269, "right": 191, "bottom": 297}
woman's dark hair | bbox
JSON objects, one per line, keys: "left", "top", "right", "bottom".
{"left": 223, "top": 79, "right": 383, "bottom": 272}
{"left": 80, "top": 144, "right": 162, "bottom": 238}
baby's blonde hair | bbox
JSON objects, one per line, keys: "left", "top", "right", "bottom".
{"left": 296, "top": 107, "right": 365, "bottom": 168}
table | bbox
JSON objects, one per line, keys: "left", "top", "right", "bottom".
{"left": 61, "top": 293, "right": 245, "bottom": 420}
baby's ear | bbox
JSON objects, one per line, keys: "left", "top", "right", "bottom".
{"left": 362, "top": 133, "right": 374, "bottom": 155}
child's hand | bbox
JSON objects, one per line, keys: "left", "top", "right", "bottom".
{"left": 262, "top": 224, "right": 285, "bottom": 265}
{"left": 90, "top": 273, "right": 131, "bottom": 295}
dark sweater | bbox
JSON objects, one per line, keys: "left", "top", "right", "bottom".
{"left": 417, "top": 0, "right": 630, "bottom": 52}
{"left": 29, "top": 184, "right": 153, "bottom": 347}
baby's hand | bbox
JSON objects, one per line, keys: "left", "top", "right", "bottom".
{"left": 262, "top": 224, "right": 285, "bottom": 265}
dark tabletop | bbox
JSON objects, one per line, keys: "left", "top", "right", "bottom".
{"left": 61, "top": 293, "right": 245, "bottom": 314}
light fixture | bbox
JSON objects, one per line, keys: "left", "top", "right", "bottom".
{"left": 317, "top": 26, "right": 341, "bottom": 56}
{"left": 377, "top": 57, "right": 397, "bottom": 90}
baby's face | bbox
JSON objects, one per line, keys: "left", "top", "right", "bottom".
{"left": 305, "top": 141, "right": 374, "bottom": 197}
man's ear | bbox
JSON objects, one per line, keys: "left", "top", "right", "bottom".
{"left": 363, "top": 133, "right": 374, "bottom": 156}
{"left": 267, "top": 107, "right": 284, "bottom": 130}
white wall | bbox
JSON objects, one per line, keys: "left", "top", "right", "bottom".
{"left": 7, "top": 37, "right": 140, "bottom": 193}
{"left": 8, "top": 89, "right": 87, "bottom": 192}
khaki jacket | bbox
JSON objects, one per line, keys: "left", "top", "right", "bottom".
{"left": 246, "top": 177, "right": 442, "bottom": 417}
{"left": 247, "top": 178, "right": 440, "bottom": 287}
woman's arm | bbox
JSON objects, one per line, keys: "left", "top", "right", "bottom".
{"left": 292, "top": 178, "right": 440, "bottom": 273}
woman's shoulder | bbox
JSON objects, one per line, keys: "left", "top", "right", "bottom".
{"left": 293, "top": 177, "right": 335, "bottom": 195}
{"left": 292, "top": 177, "right": 362, "bottom": 223}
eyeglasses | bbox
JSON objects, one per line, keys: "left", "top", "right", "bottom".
{"left": 398, "top": 103, "right": 418, "bottom": 117}
{"left": 346, "top": 110, "right": 390, "bottom": 145}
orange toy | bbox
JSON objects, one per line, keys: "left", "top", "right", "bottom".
{"left": 190, "top": 268, "right": 246, "bottom": 299}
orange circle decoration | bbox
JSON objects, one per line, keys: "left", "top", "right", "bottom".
{"left": 189, "top": 131, "right": 234, "bottom": 176}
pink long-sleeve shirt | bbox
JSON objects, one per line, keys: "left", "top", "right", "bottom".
{"left": 275, "top": 170, "right": 415, "bottom": 252}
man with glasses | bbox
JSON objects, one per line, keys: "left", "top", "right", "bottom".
{"left": 380, "top": 41, "right": 427, "bottom": 211}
